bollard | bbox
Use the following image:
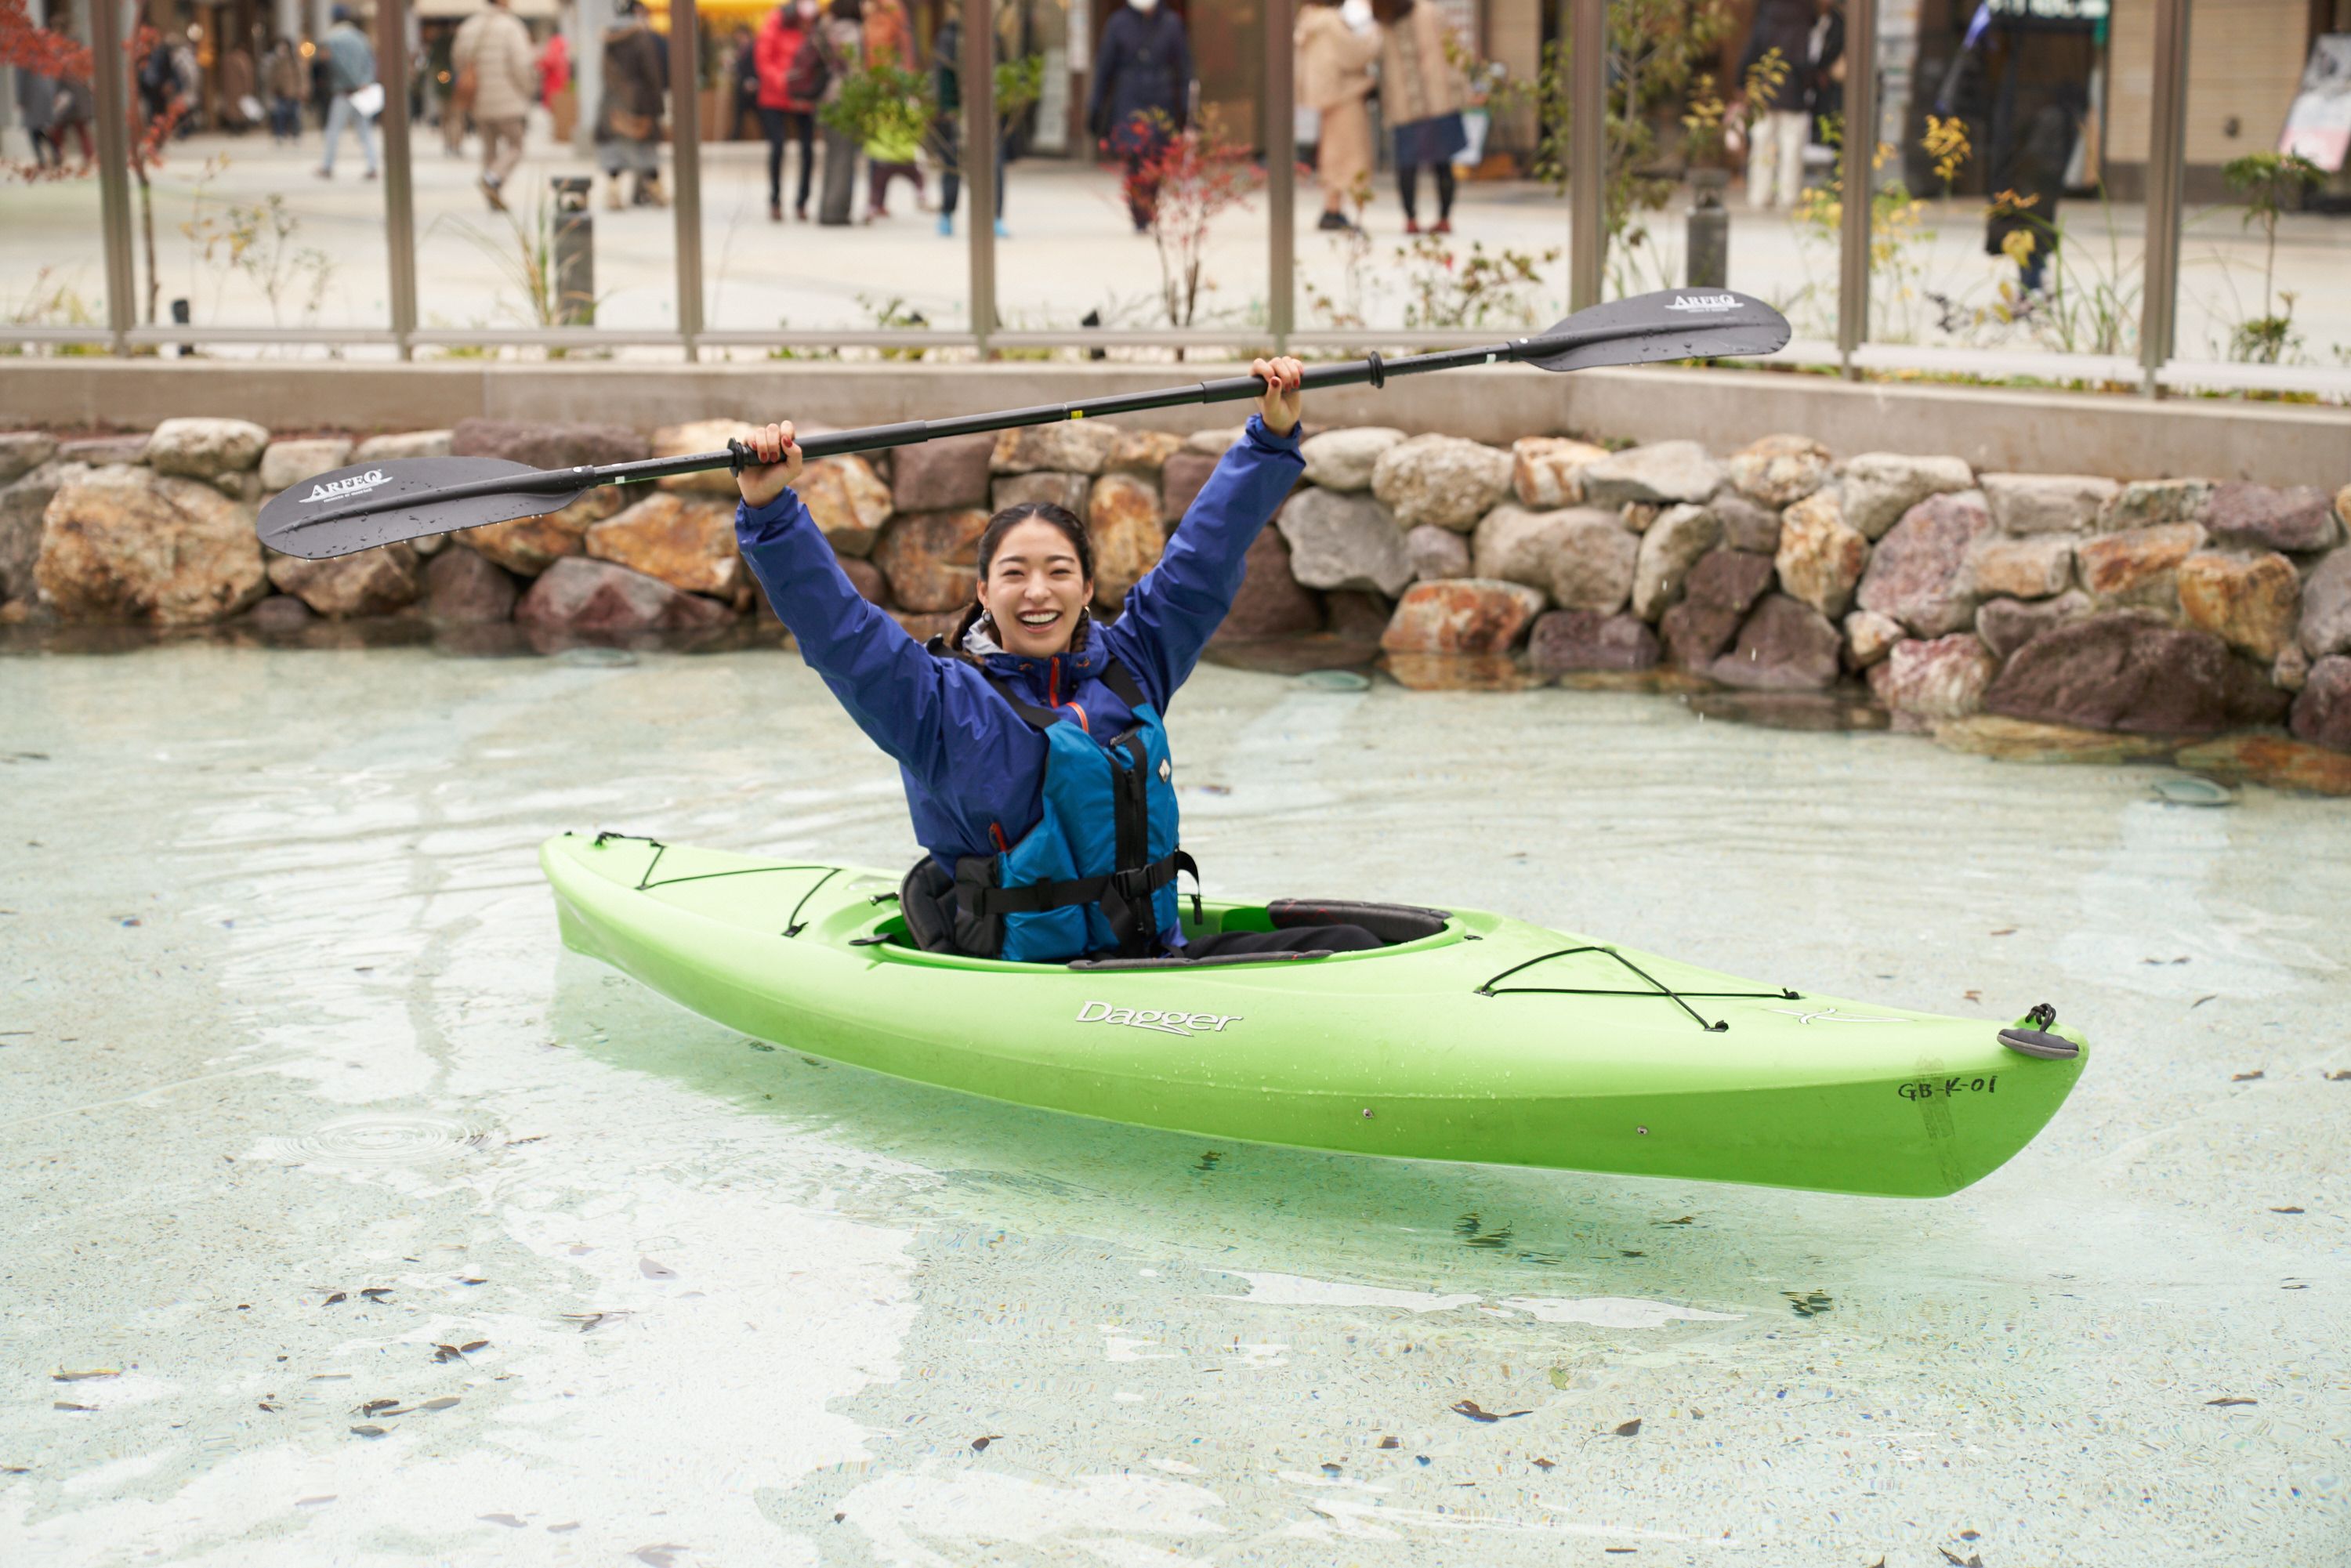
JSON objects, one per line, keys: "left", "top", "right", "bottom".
{"left": 550, "top": 175, "right": 596, "bottom": 327}
{"left": 1685, "top": 168, "right": 1729, "bottom": 290}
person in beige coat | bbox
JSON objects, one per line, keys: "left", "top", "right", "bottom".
{"left": 452, "top": 0, "right": 538, "bottom": 210}
{"left": 1375, "top": 0, "right": 1467, "bottom": 234}
{"left": 1295, "top": 0, "right": 1382, "bottom": 230}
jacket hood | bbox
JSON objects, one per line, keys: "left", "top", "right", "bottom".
{"left": 962, "top": 612, "right": 1107, "bottom": 691}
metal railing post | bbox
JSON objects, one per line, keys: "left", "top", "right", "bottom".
{"left": 669, "top": 0, "right": 704, "bottom": 359}
{"left": 378, "top": 0, "right": 418, "bottom": 358}
{"left": 963, "top": 0, "right": 995, "bottom": 354}
{"left": 1567, "top": 0, "right": 1604, "bottom": 310}
{"left": 89, "top": 0, "right": 137, "bottom": 350}
{"left": 2139, "top": 0, "right": 2190, "bottom": 395}
{"left": 1266, "top": 0, "right": 1294, "bottom": 350}
{"left": 1835, "top": 0, "right": 1876, "bottom": 375}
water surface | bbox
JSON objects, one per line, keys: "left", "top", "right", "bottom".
{"left": 2, "top": 646, "right": 2344, "bottom": 1566}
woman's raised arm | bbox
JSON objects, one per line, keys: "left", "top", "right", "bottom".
{"left": 1098, "top": 360, "right": 1306, "bottom": 708}
{"left": 734, "top": 423, "right": 1010, "bottom": 788}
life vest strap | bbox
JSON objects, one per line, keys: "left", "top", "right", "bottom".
{"left": 956, "top": 849, "right": 1199, "bottom": 959}
{"left": 958, "top": 847, "right": 1190, "bottom": 918}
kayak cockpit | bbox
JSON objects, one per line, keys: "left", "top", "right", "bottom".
{"left": 851, "top": 894, "right": 1469, "bottom": 970}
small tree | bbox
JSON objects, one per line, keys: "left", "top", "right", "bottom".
{"left": 2221, "top": 150, "right": 2324, "bottom": 364}
{"left": 1118, "top": 113, "right": 1262, "bottom": 339}
{"left": 820, "top": 55, "right": 1044, "bottom": 165}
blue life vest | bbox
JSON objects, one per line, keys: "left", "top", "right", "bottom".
{"left": 944, "top": 658, "right": 1194, "bottom": 962}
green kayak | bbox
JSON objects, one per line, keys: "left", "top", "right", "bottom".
{"left": 544, "top": 831, "right": 2086, "bottom": 1198}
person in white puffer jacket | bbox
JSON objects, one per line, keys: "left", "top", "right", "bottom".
{"left": 452, "top": 0, "right": 538, "bottom": 210}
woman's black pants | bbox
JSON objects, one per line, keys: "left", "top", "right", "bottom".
{"left": 1397, "top": 162, "right": 1455, "bottom": 224}
{"left": 759, "top": 107, "right": 814, "bottom": 211}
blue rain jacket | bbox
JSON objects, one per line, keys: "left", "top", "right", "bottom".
{"left": 736, "top": 414, "right": 1306, "bottom": 952}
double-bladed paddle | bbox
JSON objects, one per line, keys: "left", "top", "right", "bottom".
{"left": 258, "top": 289, "right": 1789, "bottom": 561}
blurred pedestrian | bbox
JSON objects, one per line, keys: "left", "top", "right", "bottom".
{"left": 52, "top": 68, "right": 96, "bottom": 167}
{"left": 536, "top": 24, "right": 570, "bottom": 139}
{"left": 15, "top": 54, "right": 59, "bottom": 169}
{"left": 862, "top": 0, "right": 911, "bottom": 70}
{"left": 1375, "top": 0, "right": 1466, "bottom": 235}
{"left": 221, "top": 43, "right": 258, "bottom": 134}
{"left": 811, "top": 0, "right": 863, "bottom": 226}
{"left": 1087, "top": 0, "right": 1192, "bottom": 231}
{"left": 729, "top": 23, "right": 759, "bottom": 141}
{"left": 265, "top": 37, "right": 303, "bottom": 142}
{"left": 1295, "top": 0, "right": 1381, "bottom": 231}
{"left": 861, "top": 77, "right": 923, "bottom": 219}
{"left": 931, "top": 9, "right": 1005, "bottom": 237}
{"left": 1937, "top": 9, "right": 2092, "bottom": 296}
{"left": 756, "top": 0, "right": 819, "bottom": 222}
{"left": 537, "top": 25, "right": 569, "bottom": 107}
{"left": 170, "top": 28, "right": 199, "bottom": 136}
{"left": 430, "top": 22, "right": 466, "bottom": 154}
{"left": 1804, "top": 0, "right": 1846, "bottom": 132}
{"left": 453, "top": 0, "right": 536, "bottom": 211}
{"left": 596, "top": 0, "right": 668, "bottom": 208}
{"left": 1732, "top": 0, "right": 1813, "bottom": 208}
{"left": 317, "top": 5, "right": 381, "bottom": 179}
{"left": 310, "top": 43, "right": 332, "bottom": 129}
{"left": 136, "top": 30, "right": 183, "bottom": 128}
{"left": 853, "top": 0, "right": 922, "bottom": 219}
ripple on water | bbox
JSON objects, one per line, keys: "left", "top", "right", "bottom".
{"left": 254, "top": 1111, "right": 502, "bottom": 1168}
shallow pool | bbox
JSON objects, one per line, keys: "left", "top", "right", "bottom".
{"left": 2, "top": 645, "right": 2344, "bottom": 1566}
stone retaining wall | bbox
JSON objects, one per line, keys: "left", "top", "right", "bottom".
{"left": 4, "top": 415, "right": 2348, "bottom": 770}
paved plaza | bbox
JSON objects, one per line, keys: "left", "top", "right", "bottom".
{"left": 5, "top": 118, "right": 2347, "bottom": 369}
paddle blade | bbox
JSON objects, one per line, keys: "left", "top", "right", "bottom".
{"left": 257, "top": 457, "right": 591, "bottom": 559}
{"left": 1525, "top": 289, "right": 1791, "bottom": 372}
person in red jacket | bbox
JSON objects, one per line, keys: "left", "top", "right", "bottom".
{"left": 755, "top": 0, "right": 819, "bottom": 221}
{"left": 537, "top": 27, "right": 569, "bottom": 108}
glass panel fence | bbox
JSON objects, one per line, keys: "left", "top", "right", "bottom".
{"left": 22, "top": 0, "right": 2338, "bottom": 381}
{"left": 1290, "top": 0, "right": 1567, "bottom": 345}
{"left": 3, "top": 0, "right": 110, "bottom": 348}
{"left": 409, "top": 0, "right": 680, "bottom": 350}
{"left": 1861, "top": 0, "right": 2145, "bottom": 378}
{"left": 699, "top": 0, "right": 969, "bottom": 347}
{"left": 2166, "top": 0, "right": 2350, "bottom": 386}
{"left": 1002, "top": 0, "right": 1269, "bottom": 353}
{"left": 125, "top": 0, "right": 393, "bottom": 346}
{"left": 1592, "top": 0, "right": 1805, "bottom": 320}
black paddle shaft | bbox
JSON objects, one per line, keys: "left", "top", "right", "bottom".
{"left": 259, "top": 290, "right": 1789, "bottom": 556}
{"left": 277, "top": 335, "right": 1569, "bottom": 538}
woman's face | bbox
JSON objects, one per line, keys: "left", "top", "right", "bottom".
{"left": 976, "top": 518, "right": 1092, "bottom": 658}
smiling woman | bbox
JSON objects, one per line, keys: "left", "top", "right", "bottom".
{"left": 729, "top": 356, "right": 1396, "bottom": 966}
{"left": 955, "top": 502, "right": 1098, "bottom": 661}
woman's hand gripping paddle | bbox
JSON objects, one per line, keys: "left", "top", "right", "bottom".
{"left": 258, "top": 290, "right": 1788, "bottom": 562}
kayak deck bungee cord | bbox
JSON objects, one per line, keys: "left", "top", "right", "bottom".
{"left": 545, "top": 833, "right": 2085, "bottom": 1198}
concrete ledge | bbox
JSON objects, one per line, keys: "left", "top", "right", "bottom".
{"left": 2, "top": 358, "right": 2344, "bottom": 485}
